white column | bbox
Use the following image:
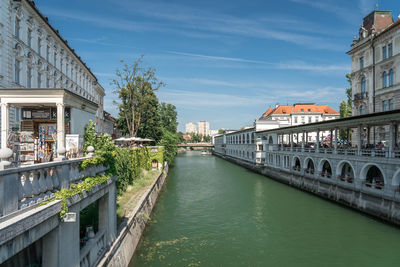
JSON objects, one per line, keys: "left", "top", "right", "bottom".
{"left": 389, "top": 122, "right": 394, "bottom": 157}
{"left": 1, "top": 103, "right": 10, "bottom": 149}
{"left": 334, "top": 128, "right": 338, "bottom": 153}
{"left": 316, "top": 130, "right": 320, "bottom": 152}
{"left": 301, "top": 131, "right": 305, "bottom": 151}
{"left": 357, "top": 125, "right": 362, "bottom": 155}
{"left": 56, "top": 103, "right": 65, "bottom": 158}
{"left": 290, "top": 133, "right": 293, "bottom": 151}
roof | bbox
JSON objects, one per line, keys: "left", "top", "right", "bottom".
{"left": 261, "top": 104, "right": 339, "bottom": 117}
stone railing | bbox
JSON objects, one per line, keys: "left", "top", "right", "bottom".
{"left": 0, "top": 155, "right": 108, "bottom": 218}
{"left": 80, "top": 229, "right": 107, "bottom": 267}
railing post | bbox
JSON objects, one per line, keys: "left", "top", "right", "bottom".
{"left": 357, "top": 125, "right": 362, "bottom": 156}
{"left": 0, "top": 172, "right": 19, "bottom": 216}
{"left": 334, "top": 128, "right": 338, "bottom": 154}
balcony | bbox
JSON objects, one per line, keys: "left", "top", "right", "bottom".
{"left": 353, "top": 92, "right": 368, "bottom": 101}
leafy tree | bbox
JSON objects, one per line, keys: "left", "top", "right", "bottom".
{"left": 159, "top": 102, "right": 178, "bottom": 134}
{"left": 112, "top": 56, "right": 163, "bottom": 137}
{"left": 176, "top": 131, "right": 185, "bottom": 143}
{"left": 218, "top": 129, "right": 224, "bottom": 134}
{"left": 160, "top": 129, "right": 178, "bottom": 166}
{"left": 137, "top": 90, "right": 162, "bottom": 143}
{"left": 339, "top": 74, "right": 353, "bottom": 140}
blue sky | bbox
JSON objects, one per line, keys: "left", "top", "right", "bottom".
{"left": 36, "top": 0, "right": 400, "bottom": 132}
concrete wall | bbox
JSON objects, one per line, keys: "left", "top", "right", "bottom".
{"left": 98, "top": 165, "right": 169, "bottom": 267}
{"left": 70, "top": 107, "right": 95, "bottom": 148}
{"left": 212, "top": 151, "right": 400, "bottom": 226}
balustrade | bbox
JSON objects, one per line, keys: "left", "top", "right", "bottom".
{"left": 0, "top": 156, "right": 108, "bottom": 217}
{"left": 80, "top": 229, "right": 106, "bottom": 267}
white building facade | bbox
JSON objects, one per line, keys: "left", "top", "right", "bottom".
{"left": 0, "top": 0, "right": 105, "bottom": 162}
{"left": 255, "top": 104, "right": 339, "bottom": 143}
{"left": 348, "top": 11, "right": 400, "bottom": 116}
{"left": 198, "top": 121, "right": 210, "bottom": 136}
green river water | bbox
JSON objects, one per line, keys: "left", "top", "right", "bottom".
{"left": 131, "top": 151, "right": 400, "bottom": 267}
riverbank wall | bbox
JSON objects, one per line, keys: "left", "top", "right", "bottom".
{"left": 212, "top": 151, "right": 400, "bottom": 226}
{"left": 98, "top": 164, "right": 169, "bottom": 267}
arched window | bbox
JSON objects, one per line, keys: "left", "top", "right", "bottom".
{"left": 382, "top": 71, "right": 387, "bottom": 88}
{"left": 359, "top": 105, "right": 365, "bottom": 115}
{"left": 361, "top": 77, "right": 366, "bottom": 93}
{"left": 389, "top": 69, "right": 394, "bottom": 87}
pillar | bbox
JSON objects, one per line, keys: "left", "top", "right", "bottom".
{"left": 334, "top": 128, "right": 338, "bottom": 153}
{"left": 330, "top": 129, "right": 333, "bottom": 148}
{"left": 357, "top": 125, "right": 362, "bottom": 155}
{"left": 99, "top": 183, "right": 117, "bottom": 245}
{"left": 367, "top": 126, "right": 370, "bottom": 147}
{"left": 57, "top": 205, "right": 80, "bottom": 267}
{"left": 301, "top": 132, "right": 305, "bottom": 151}
{"left": 1, "top": 103, "right": 9, "bottom": 149}
{"left": 56, "top": 103, "right": 65, "bottom": 158}
{"left": 389, "top": 122, "right": 394, "bottom": 157}
{"left": 316, "top": 130, "right": 320, "bottom": 152}
{"left": 290, "top": 133, "right": 293, "bottom": 151}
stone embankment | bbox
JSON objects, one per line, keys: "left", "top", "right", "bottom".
{"left": 213, "top": 151, "right": 400, "bottom": 226}
{"left": 98, "top": 164, "right": 169, "bottom": 267}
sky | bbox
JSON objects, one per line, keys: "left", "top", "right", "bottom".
{"left": 35, "top": 0, "right": 400, "bottom": 132}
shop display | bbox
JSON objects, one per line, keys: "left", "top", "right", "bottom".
{"left": 18, "top": 131, "right": 36, "bottom": 164}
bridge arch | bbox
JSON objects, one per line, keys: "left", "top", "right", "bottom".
{"left": 318, "top": 158, "right": 333, "bottom": 178}
{"left": 360, "top": 163, "right": 386, "bottom": 187}
{"left": 304, "top": 157, "right": 315, "bottom": 174}
{"left": 336, "top": 160, "right": 355, "bottom": 182}
{"left": 292, "top": 156, "right": 301, "bottom": 171}
{"left": 392, "top": 168, "right": 400, "bottom": 186}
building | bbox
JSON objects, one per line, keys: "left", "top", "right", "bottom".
{"left": 255, "top": 103, "right": 339, "bottom": 143}
{"left": 347, "top": 10, "right": 400, "bottom": 116}
{"left": 185, "top": 122, "right": 197, "bottom": 134}
{"left": 102, "top": 111, "right": 116, "bottom": 137}
{"left": 198, "top": 121, "right": 210, "bottom": 136}
{"left": 0, "top": 0, "right": 105, "bottom": 162}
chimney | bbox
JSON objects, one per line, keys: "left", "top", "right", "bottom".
{"left": 360, "top": 10, "right": 393, "bottom": 38}
{"left": 275, "top": 103, "right": 279, "bottom": 108}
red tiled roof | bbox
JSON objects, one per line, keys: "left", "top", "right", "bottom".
{"left": 262, "top": 104, "right": 338, "bottom": 117}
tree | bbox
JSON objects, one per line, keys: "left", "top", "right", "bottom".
{"left": 112, "top": 56, "right": 163, "bottom": 137}
{"left": 137, "top": 90, "right": 162, "bottom": 143}
{"left": 159, "top": 102, "right": 178, "bottom": 134}
{"left": 218, "top": 129, "right": 224, "bottom": 134}
{"left": 159, "top": 129, "right": 178, "bottom": 166}
{"left": 176, "top": 131, "right": 185, "bottom": 144}
{"left": 339, "top": 74, "right": 353, "bottom": 140}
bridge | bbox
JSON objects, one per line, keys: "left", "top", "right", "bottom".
{"left": 178, "top": 143, "right": 214, "bottom": 149}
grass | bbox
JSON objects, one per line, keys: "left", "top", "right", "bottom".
{"left": 116, "top": 169, "right": 161, "bottom": 227}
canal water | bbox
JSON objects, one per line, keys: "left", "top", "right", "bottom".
{"left": 131, "top": 151, "right": 400, "bottom": 267}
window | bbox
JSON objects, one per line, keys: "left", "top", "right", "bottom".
{"left": 46, "top": 76, "right": 50, "bottom": 87}
{"left": 359, "top": 105, "right": 365, "bottom": 115}
{"left": 315, "top": 116, "right": 319, "bottom": 122}
{"left": 301, "top": 116, "right": 305, "bottom": 124}
{"left": 14, "top": 59, "right": 20, "bottom": 84}
{"left": 15, "top": 18, "right": 20, "bottom": 38}
{"left": 389, "top": 99, "right": 394, "bottom": 110}
{"left": 361, "top": 77, "right": 366, "bottom": 93}
{"left": 382, "top": 71, "right": 387, "bottom": 88}
{"left": 301, "top": 108, "right": 304, "bottom": 112}
{"left": 308, "top": 117, "right": 312, "bottom": 123}
{"left": 46, "top": 46, "right": 50, "bottom": 61}
{"left": 60, "top": 59, "right": 63, "bottom": 72}
{"left": 27, "top": 67, "right": 32, "bottom": 88}
{"left": 308, "top": 108, "right": 311, "bottom": 112}
{"left": 37, "top": 38, "right": 41, "bottom": 56}
{"left": 389, "top": 69, "right": 394, "bottom": 87}
{"left": 382, "top": 45, "right": 387, "bottom": 60}
{"left": 37, "top": 73, "right": 41, "bottom": 88}
{"left": 388, "top": 43, "right": 393, "bottom": 58}
{"left": 294, "top": 117, "right": 298, "bottom": 124}
{"left": 27, "top": 29, "right": 32, "bottom": 47}
{"left": 360, "top": 57, "right": 364, "bottom": 69}
{"left": 53, "top": 52, "right": 57, "bottom": 66}
{"left": 382, "top": 100, "right": 387, "bottom": 111}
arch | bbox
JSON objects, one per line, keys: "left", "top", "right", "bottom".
{"left": 268, "top": 136, "right": 273, "bottom": 144}
{"left": 292, "top": 156, "right": 301, "bottom": 171}
{"left": 336, "top": 160, "right": 355, "bottom": 183}
{"left": 392, "top": 168, "right": 400, "bottom": 186}
{"left": 318, "top": 159, "right": 333, "bottom": 178}
{"left": 360, "top": 163, "right": 386, "bottom": 189}
{"left": 304, "top": 157, "right": 315, "bottom": 174}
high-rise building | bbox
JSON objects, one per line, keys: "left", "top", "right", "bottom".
{"left": 198, "top": 121, "right": 210, "bottom": 136}
{"left": 185, "top": 122, "right": 197, "bottom": 134}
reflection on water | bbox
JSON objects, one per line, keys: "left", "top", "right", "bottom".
{"left": 131, "top": 151, "right": 400, "bottom": 267}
